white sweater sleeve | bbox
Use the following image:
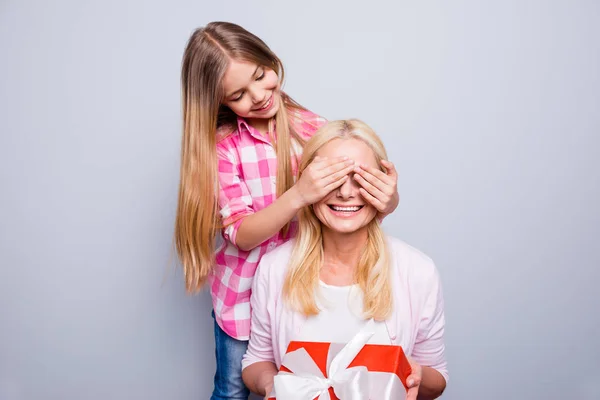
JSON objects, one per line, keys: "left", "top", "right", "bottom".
{"left": 241, "top": 255, "right": 275, "bottom": 370}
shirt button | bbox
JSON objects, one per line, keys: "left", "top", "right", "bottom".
{"left": 390, "top": 334, "right": 397, "bottom": 341}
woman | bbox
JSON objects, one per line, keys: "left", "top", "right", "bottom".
{"left": 241, "top": 120, "right": 448, "bottom": 399}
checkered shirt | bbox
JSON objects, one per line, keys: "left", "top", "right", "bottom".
{"left": 211, "top": 109, "right": 326, "bottom": 340}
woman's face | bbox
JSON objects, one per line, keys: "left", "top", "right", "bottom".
{"left": 313, "top": 138, "right": 379, "bottom": 235}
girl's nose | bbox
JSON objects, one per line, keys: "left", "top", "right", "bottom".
{"left": 248, "top": 85, "right": 264, "bottom": 104}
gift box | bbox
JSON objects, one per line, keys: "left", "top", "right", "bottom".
{"left": 268, "top": 322, "right": 412, "bottom": 400}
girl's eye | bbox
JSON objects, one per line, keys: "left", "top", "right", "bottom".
{"left": 256, "top": 71, "right": 265, "bottom": 81}
{"left": 231, "top": 92, "right": 244, "bottom": 102}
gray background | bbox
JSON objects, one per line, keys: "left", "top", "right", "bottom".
{"left": 1, "top": 0, "right": 598, "bottom": 399}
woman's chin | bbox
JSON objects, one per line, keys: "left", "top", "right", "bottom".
{"left": 323, "top": 219, "right": 372, "bottom": 235}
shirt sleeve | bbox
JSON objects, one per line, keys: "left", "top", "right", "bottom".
{"left": 216, "top": 144, "right": 254, "bottom": 246}
{"left": 241, "top": 256, "right": 275, "bottom": 369}
{"left": 290, "top": 108, "right": 328, "bottom": 141}
{"left": 410, "top": 265, "right": 449, "bottom": 384}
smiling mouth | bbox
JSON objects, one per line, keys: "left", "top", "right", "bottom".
{"left": 255, "top": 95, "right": 273, "bottom": 111}
{"left": 328, "top": 205, "right": 364, "bottom": 212}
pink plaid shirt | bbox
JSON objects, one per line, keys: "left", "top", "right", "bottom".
{"left": 211, "top": 109, "right": 327, "bottom": 340}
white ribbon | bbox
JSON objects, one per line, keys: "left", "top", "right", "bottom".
{"left": 273, "top": 320, "right": 375, "bottom": 400}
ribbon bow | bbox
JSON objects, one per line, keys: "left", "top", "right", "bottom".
{"left": 273, "top": 320, "right": 375, "bottom": 400}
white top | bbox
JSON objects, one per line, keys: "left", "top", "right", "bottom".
{"left": 241, "top": 236, "right": 448, "bottom": 384}
{"left": 298, "top": 281, "right": 391, "bottom": 344}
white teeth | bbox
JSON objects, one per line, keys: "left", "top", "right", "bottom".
{"left": 259, "top": 97, "right": 271, "bottom": 110}
{"left": 331, "top": 206, "right": 361, "bottom": 212}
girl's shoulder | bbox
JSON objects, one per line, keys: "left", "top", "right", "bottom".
{"left": 289, "top": 108, "right": 328, "bottom": 139}
{"left": 289, "top": 107, "right": 327, "bottom": 126}
{"left": 216, "top": 123, "right": 238, "bottom": 144}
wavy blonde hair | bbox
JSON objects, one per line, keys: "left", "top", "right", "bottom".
{"left": 176, "top": 22, "right": 307, "bottom": 292}
{"left": 283, "top": 120, "right": 393, "bottom": 320}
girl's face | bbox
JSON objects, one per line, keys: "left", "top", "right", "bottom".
{"left": 221, "top": 59, "right": 280, "bottom": 123}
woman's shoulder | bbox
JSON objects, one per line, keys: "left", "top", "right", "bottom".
{"left": 385, "top": 235, "right": 439, "bottom": 281}
{"left": 254, "top": 240, "right": 295, "bottom": 283}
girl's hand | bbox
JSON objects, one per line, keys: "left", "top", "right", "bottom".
{"left": 353, "top": 159, "right": 399, "bottom": 218}
{"left": 405, "top": 357, "right": 423, "bottom": 400}
{"left": 292, "top": 156, "right": 355, "bottom": 208}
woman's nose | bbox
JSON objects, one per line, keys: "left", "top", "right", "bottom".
{"left": 337, "top": 174, "right": 358, "bottom": 199}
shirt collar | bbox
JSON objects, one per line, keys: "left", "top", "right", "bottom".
{"left": 236, "top": 116, "right": 273, "bottom": 145}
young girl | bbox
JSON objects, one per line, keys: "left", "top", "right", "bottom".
{"left": 174, "top": 22, "right": 399, "bottom": 400}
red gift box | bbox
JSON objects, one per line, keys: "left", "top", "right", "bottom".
{"left": 268, "top": 330, "right": 412, "bottom": 400}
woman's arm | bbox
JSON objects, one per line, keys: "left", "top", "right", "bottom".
{"left": 408, "top": 262, "right": 448, "bottom": 399}
{"left": 242, "top": 361, "right": 278, "bottom": 397}
{"left": 405, "top": 360, "right": 447, "bottom": 400}
{"left": 418, "top": 366, "right": 447, "bottom": 399}
{"left": 241, "top": 251, "right": 284, "bottom": 397}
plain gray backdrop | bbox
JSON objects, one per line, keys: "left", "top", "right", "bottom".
{"left": 1, "top": 0, "right": 599, "bottom": 399}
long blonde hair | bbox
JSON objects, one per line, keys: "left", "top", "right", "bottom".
{"left": 176, "top": 22, "right": 307, "bottom": 292}
{"left": 283, "top": 120, "right": 393, "bottom": 320}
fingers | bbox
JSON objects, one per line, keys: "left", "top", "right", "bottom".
{"left": 354, "top": 173, "right": 388, "bottom": 208}
{"left": 319, "top": 158, "right": 355, "bottom": 179}
{"left": 324, "top": 163, "right": 355, "bottom": 185}
{"left": 323, "top": 174, "right": 349, "bottom": 193}
{"left": 380, "top": 159, "right": 398, "bottom": 177}
{"left": 354, "top": 163, "right": 395, "bottom": 192}
{"left": 304, "top": 158, "right": 398, "bottom": 207}
{"left": 354, "top": 170, "right": 391, "bottom": 212}
{"left": 406, "top": 373, "right": 421, "bottom": 388}
{"left": 353, "top": 161, "right": 397, "bottom": 212}
{"left": 405, "top": 357, "right": 422, "bottom": 400}
{"left": 311, "top": 155, "right": 347, "bottom": 168}
{"left": 405, "top": 385, "right": 419, "bottom": 400}
{"left": 358, "top": 187, "right": 385, "bottom": 212}
{"left": 307, "top": 156, "right": 355, "bottom": 187}
{"left": 405, "top": 373, "right": 421, "bottom": 400}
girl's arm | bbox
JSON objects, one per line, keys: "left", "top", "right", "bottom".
{"left": 234, "top": 156, "right": 355, "bottom": 251}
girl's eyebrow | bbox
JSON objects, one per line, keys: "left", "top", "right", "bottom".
{"left": 225, "top": 65, "right": 260, "bottom": 98}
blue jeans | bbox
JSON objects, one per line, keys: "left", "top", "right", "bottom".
{"left": 210, "top": 311, "right": 250, "bottom": 400}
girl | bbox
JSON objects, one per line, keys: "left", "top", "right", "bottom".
{"left": 174, "top": 22, "right": 399, "bottom": 400}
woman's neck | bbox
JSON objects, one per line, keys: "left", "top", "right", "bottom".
{"left": 320, "top": 228, "right": 368, "bottom": 285}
